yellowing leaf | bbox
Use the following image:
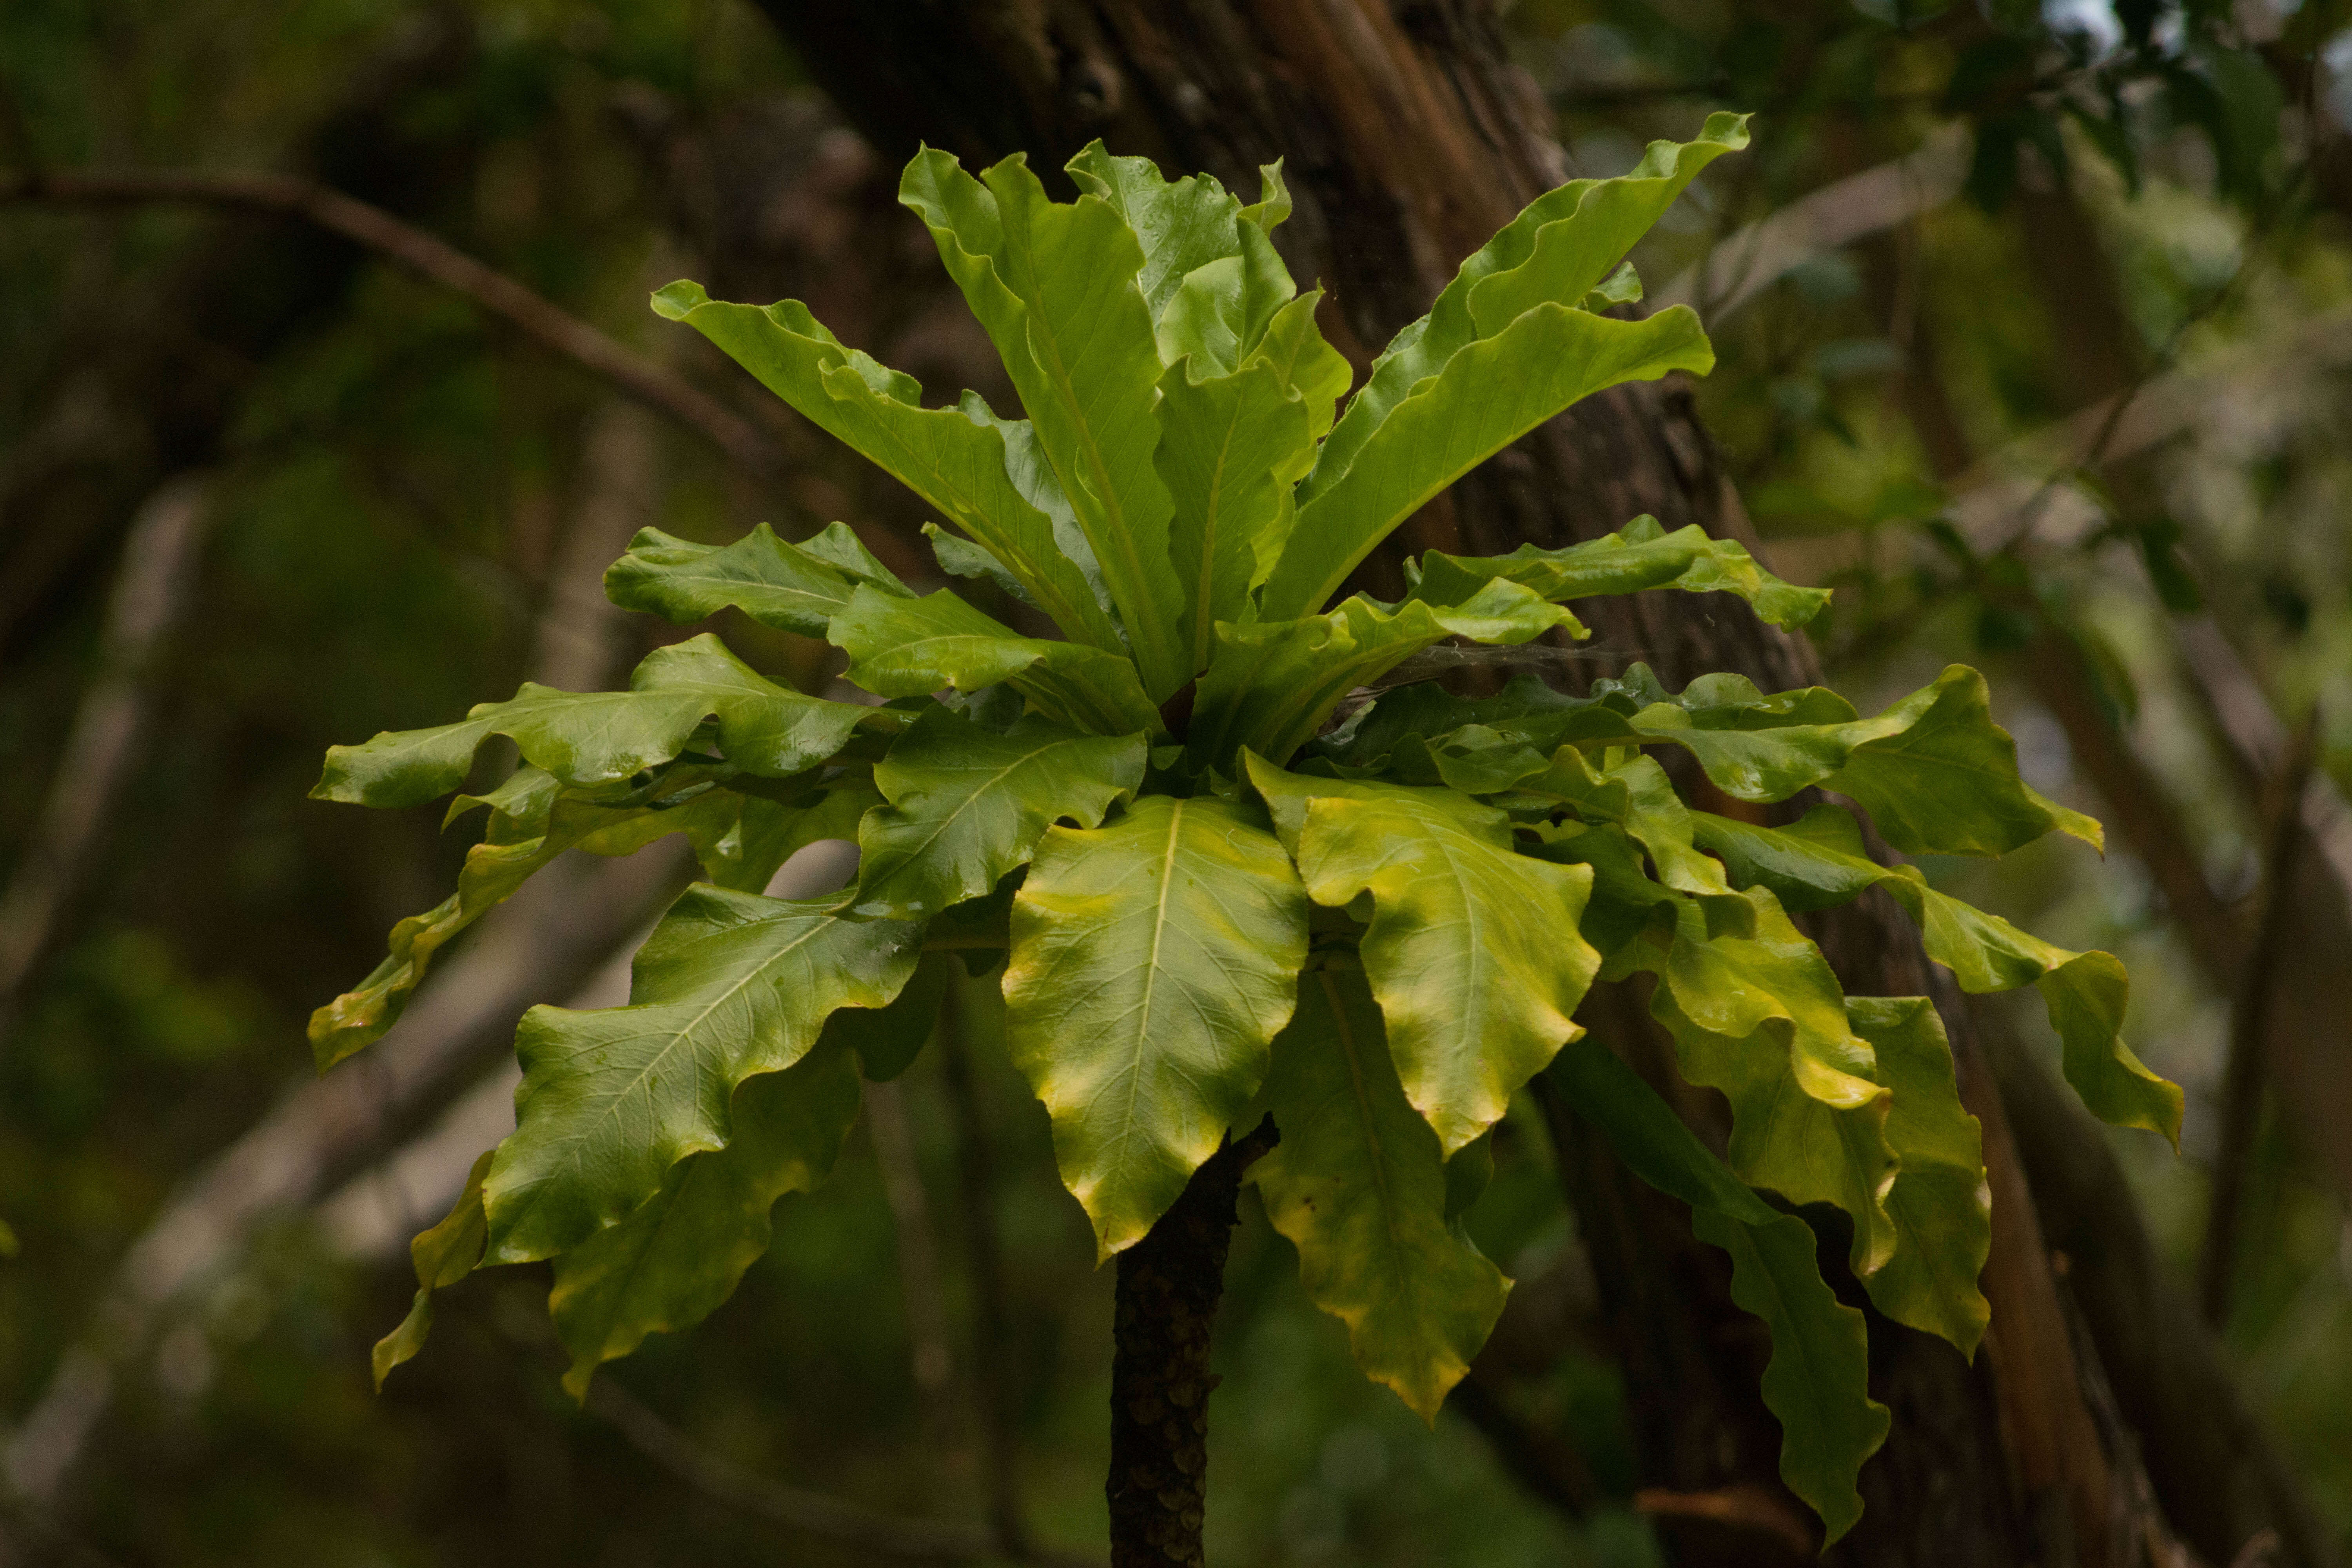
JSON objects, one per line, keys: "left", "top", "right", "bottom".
{"left": 1251, "top": 963, "right": 1510, "bottom": 1421}
{"left": 1250, "top": 757, "right": 1600, "bottom": 1153}
{"left": 1005, "top": 796, "right": 1307, "bottom": 1257}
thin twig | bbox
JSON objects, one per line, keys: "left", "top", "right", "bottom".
{"left": 583, "top": 1379, "right": 1006, "bottom": 1563}
{"left": 936, "top": 984, "right": 1042, "bottom": 1564}
{"left": 864, "top": 1076, "right": 964, "bottom": 1434}
{"left": 0, "top": 475, "right": 213, "bottom": 1059}
{"left": 0, "top": 168, "right": 788, "bottom": 475}
{"left": 2200, "top": 715, "right": 2319, "bottom": 1326}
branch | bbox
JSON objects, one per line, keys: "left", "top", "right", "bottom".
{"left": 1653, "top": 125, "right": 1970, "bottom": 324}
{"left": 0, "top": 474, "right": 212, "bottom": 1058}
{"left": 583, "top": 1379, "right": 1011, "bottom": 1564}
{"left": 0, "top": 168, "right": 789, "bottom": 475}
{"left": 2200, "top": 717, "right": 2319, "bottom": 1324}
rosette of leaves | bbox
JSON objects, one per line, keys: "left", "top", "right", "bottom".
{"left": 312, "top": 115, "right": 2181, "bottom": 1542}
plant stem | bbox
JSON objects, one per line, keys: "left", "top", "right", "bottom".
{"left": 1105, "top": 1118, "right": 1277, "bottom": 1568}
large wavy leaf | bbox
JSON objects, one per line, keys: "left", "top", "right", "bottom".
{"left": 1251, "top": 963, "right": 1510, "bottom": 1421}
{"left": 1547, "top": 1038, "right": 1886, "bottom": 1543}
{"left": 315, "top": 634, "right": 898, "bottom": 809}
{"left": 601, "top": 521, "right": 910, "bottom": 639}
{"left": 1299, "top": 115, "right": 1748, "bottom": 512}
{"left": 1004, "top": 795, "right": 1307, "bottom": 1257}
{"left": 482, "top": 886, "right": 920, "bottom": 1263}
{"left": 1846, "top": 996, "right": 1991, "bottom": 1355}
{"left": 1639, "top": 888, "right": 1899, "bottom": 1276}
{"left": 651, "top": 282, "right": 1123, "bottom": 654}
{"left": 900, "top": 151, "right": 1188, "bottom": 698}
{"left": 1247, "top": 757, "right": 1599, "bottom": 1153}
{"left": 1412, "top": 514, "right": 1830, "bottom": 631}
{"left": 1692, "top": 804, "right": 2183, "bottom": 1142}
{"left": 548, "top": 1040, "right": 862, "bottom": 1397}
{"left": 828, "top": 584, "right": 1162, "bottom": 738}
{"left": 1255, "top": 304, "right": 1715, "bottom": 621}
{"left": 852, "top": 708, "right": 1146, "bottom": 920}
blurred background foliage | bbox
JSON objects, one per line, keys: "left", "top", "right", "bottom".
{"left": 0, "top": 0, "right": 2348, "bottom": 1564}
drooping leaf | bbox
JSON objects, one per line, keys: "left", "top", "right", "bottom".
{"left": 851, "top": 708, "right": 1147, "bottom": 920}
{"left": 1639, "top": 889, "right": 1899, "bottom": 1276}
{"left": 310, "top": 767, "right": 742, "bottom": 1069}
{"left": 651, "top": 282, "right": 1125, "bottom": 655}
{"left": 315, "top": 634, "right": 900, "bottom": 810}
{"left": 372, "top": 1150, "right": 493, "bottom": 1390}
{"left": 1004, "top": 795, "right": 1308, "bottom": 1256}
{"left": 1248, "top": 756, "right": 1600, "bottom": 1153}
{"left": 548, "top": 1041, "right": 862, "bottom": 1397}
{"left": 1690, "top": 804, "right": 2182, "bottom": 1143}
{"left": 1251, "top": 962, "right": 1510, "bottom": 1421}
{"left": 900, "top": 151, "right": 1189, "bottom": 698}
{"left": 1412, "top": 514, "right": 1831, "bottom": 632}
{"left": 603, "top": 521, "right": 911, "bottom": 637}
{"left": 1846, "top": 996, "right": 1991, "bottom": 1356}
{"left": 828, "top": 584, "right": 1162, "bottom": 737}
{"left": 483, "top": 886, "right": 921, "bottom": 1263}
{"left": 1548, "top": 1038, "right": 1886, "bottom": 1543}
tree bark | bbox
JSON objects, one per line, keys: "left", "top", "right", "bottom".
{"left": 1106, "top": 1120, "right": 1278, "bottom": 1566}
{"left": 751, "top": 5, "right": 2192, "bottom": 1563}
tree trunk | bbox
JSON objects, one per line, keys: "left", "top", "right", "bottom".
{"left": 1106, "top": 1122, "right": 1278, "bottom": 1566}
{"left": 755, "top": 5, "right": 2209, "bottom": 1563}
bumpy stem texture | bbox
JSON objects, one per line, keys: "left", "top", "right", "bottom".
{"left": 1106, "top": 1119, "right": 1277, "bottom": 1567}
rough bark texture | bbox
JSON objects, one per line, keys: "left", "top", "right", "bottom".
{"left": 751, "top": 6, "right": 2201, "bottom": 1564}
{"left": 1106, "top": 1121, "right": 1278, "bottom": 1566}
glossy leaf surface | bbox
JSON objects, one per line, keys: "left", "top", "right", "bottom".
{"left": 1252, "top": 963, "right": 1510, "bottom": 1420}
{"left": 1005, "top": 795, "right": 1307, "bottom": 1256}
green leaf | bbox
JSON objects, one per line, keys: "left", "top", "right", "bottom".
{"left": 900, "top": 151, "right": 1189, "bottom": 698}
{"left": 482, "top": 886, "right": 921, "bottom": 1263}
{"left": 372, "top": 1150, "right": 493, "bottom": 1390}
{"left": 315, "top": 634, "right": 897, "bottom": 809}
{"left": 1846, "top": 996, "right": 1990, "bottom": 1356}
{"left": 1640, "top": 889, "right": 1899, "bottom": 1276}
{"left": 310, "top": 767, "right": 745, "bottom": 1069}
{"left": 852, "top": 708, "right": 1147, "bottom": 920}
{"left": 1301, "top": 116, "right": 1746, "bottom": 505}
{"left": 1251, "top": 962, "right": 1510, "bottom": 1421}
{"left": 548, "top": 1041, "right": 862, "bottom": 1398}
{"left": 1004, "top": 795, "right": 1308, "bottom": 1256}
{"left": 1412, "top": 514, "right": 1830, "bottom": 632}
{"left": 823, "top": 949, "right": 952, "bottom": 1081}
{"left": 828, "top": 584, "right": 1162, "bottom": 738}
{"left": 1248, "top": 757, "right": 1600, "bottom": 1153}
{"left": 1256, "top": 304, "right": 1715, "bottom": 621}
{"left": 1066, "top": 143, "right": 1245, "bottom": 324}
{"left": 1249, "top": 291, "right": 1352, "bottom": 446}
{"left": 603, "top": 521, "right": 910, "bottom": 637}
{"left": 1155, "top": 356, "right": 1316, "bottom": 673}
{"left": 1191, "top": 583, "right": 1579, "bottom": 770}
{"left": 651, "top": 282, "right": 1125, "bottom": 655}
{"left": 1689, "top": 805, "right": 2182, "bottom": 1143}
{"left": 1547, "top": 1038, "right": 1886, "bottom": 1543}
{"left": 1259, "top": 116, "right": 1748, "bottom": 621}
